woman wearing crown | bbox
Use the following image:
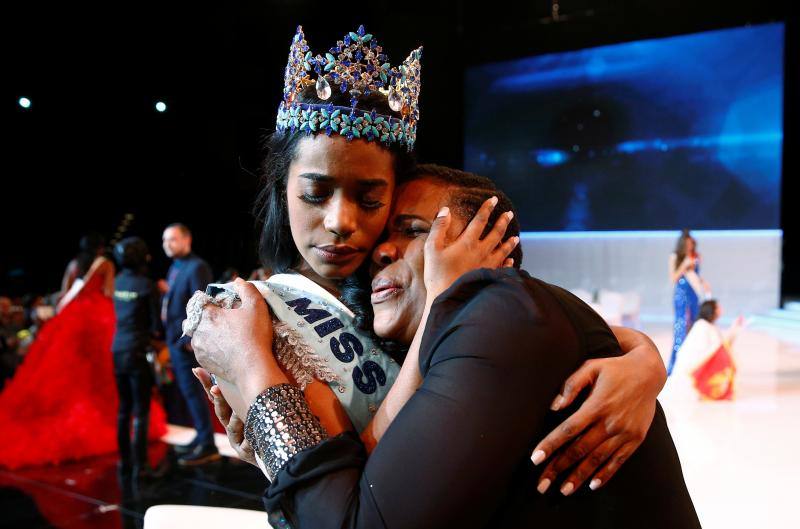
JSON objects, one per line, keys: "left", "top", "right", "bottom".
{"left": 186, "top": 25, "right": 678, "bottom": 524}
{"left": 668, "top": 229, "right": 711, "bottom": 375}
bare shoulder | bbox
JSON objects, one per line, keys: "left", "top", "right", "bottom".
{"left": 97, "top": 256, "right": 115, "bottom": 272}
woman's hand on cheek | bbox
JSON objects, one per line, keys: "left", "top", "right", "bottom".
{"left": 531, "top": 355, "right": 657, "bottom": 495}
{"left": 423, "top": 197, "right": 520, "bottom": 303}
{"left": 190, "top": 278, "right": 275, "bottom": 394}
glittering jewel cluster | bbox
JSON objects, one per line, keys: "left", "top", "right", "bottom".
{"left": 277, "top": 25, "right": 422, "bottom": 151}
{"left": 244, "top": 383, "right": 328, "bottom": 481}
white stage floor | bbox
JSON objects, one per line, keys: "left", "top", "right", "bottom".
{"left": 648, "top": 322, "right": 800, "bottom": 529}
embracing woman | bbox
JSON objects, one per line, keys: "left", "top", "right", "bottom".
{"left": 193, "top": 165, "right": 700, "bottom": 528}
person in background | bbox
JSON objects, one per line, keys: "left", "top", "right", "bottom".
{"left": 668, "top": 229, "right": 710, "bottom": 375}
{"left": 671, "top": 299, "right": 744, "bottom": 401}
{"left": 248, "top": 267, "right": 272, "bottom": 281}
{"left": 216, "top": 267, "right": 240, "bottom": 284}
{"left": 58, "top": 233, "right": 115, "bottom": 309}
{"left": 160, "top": 223, "right": 219, "bottom": 465}
{"left": 112, "top": 237, "right": 166, "bottom": 479}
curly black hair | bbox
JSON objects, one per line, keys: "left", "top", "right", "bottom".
{"left": 340, "top": 163, "right": 524, "bottom": 362}
{"left": 406, "top": 163, "right": 523, "bottom": 267}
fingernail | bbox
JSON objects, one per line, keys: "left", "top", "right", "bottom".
{"left": 537, "top": 478, "right": 551, "bottom": 494}
{"left": 590, "top": 479, "right": 602, "bottom": 491}
{"left": 191, "top": 368, "right": 198, "bottom": 378}
{"left": 561, "top": 482, "right": 575, "bottom": 496}
{"left": 436, "top": 207, "right": 449, "bottom": 218}
{"left": 490, "top": 196, "right": 498, "bottom": 206}
{"left": 506, "top": 210, "right": 514, "bottom": 220}
{"left": 531, "top": 450, "right": 546, "bottom": 465}
{"left": 513, "top": 236, "right": 520, "bottom": 245}
{"left": 550, "top": 395, "right": 564, "bottom": 411}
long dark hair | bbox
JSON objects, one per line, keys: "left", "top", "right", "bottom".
{"left": 254, "top": 85, "right": 415, "bottom": 274}
{"left": 76, "top": 233, "right": 105, "bottom": 278}
{"left": 674, "top": 229, "right": 695, "bottom": 271}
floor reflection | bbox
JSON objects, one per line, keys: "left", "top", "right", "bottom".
{"left": 1, "top": 442, "right": 265, "bottom": 529}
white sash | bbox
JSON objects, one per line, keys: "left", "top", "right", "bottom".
{"left": 206, "top": 273, "right": 399, "bottom": 432}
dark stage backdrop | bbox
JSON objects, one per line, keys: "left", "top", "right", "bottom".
{"left": 465, "top": 23, "right": 784, "bottom": 231}
{"left": 2, "top": 2, "right": 797, "bottom": 298}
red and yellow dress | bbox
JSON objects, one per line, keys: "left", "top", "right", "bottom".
{"left": 670, "top": 318, "right": 736, "bottom": 401}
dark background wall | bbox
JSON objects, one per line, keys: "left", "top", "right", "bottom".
{"left": 2, "top": 1, "right": 795, "bottom": 300}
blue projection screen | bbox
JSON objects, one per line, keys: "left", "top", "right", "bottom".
{"left": 464, "top": 23, "right": 784, "bottom": 231}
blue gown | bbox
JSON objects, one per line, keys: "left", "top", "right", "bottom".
{"left": 669, "top": 261, "right": 701, "bottom": 376}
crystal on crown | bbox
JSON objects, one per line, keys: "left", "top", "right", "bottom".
{"left": 276, "top": 25, "right": 422, "bottom": 151}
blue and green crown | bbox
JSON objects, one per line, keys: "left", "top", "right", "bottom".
{"left": 276, "top": 25, "right": 422, "bottom": 151}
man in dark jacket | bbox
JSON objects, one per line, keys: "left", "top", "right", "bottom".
{"left": 161, "top": 223, "right": 219, "bottom": 465}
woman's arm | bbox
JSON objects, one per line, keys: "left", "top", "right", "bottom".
{"left": 531, "top": 326, "right": 665, "bottom": 493}
{"left": 359, "top": 302, "right": 427, "bottom": 451}
{"left": 611, "top": 325, "right": 666, "bottom": 392}
{"left": 101, "top": 259, "right": 116, "bottom": 298}
{"left": 723, "top": 315, "right": 746, "bottom": 346}
{"left": 60, "top": 259, "right": 79, "bottom": 295}
{"left": 668, "top": 254, "right": 692, "bottom": 284}
{"left": 548, "top": 325, "right": 665, "bottom": 412}
{"left": 702, "top": 278, "right": 712, "bottom": 297}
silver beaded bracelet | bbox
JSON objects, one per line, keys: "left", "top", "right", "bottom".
{"left": 244, "top": 383, "right": 328, "bottom": 480}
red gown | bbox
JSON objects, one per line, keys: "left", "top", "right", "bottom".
{"left": 0, "top": 270, "right": 167, "bottom": 469}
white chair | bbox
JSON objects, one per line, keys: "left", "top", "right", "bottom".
{"left": 621, "top": 291, "right": 642, "bottom": 329}
{"left": 144, "top": 505, "right": 271, "bottom": 529}
{"left": 597, "top": 289, "right": 624, "bottom": 326}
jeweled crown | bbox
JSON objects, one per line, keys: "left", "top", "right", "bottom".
{"left": 276, "top": 25, "right": 422, "bottom": 151}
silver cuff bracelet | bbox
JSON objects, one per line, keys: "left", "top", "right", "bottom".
{"left": 244, "top": 383, "right": 328, "bottom": 480}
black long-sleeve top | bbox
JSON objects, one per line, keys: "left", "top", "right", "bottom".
{"left": 263, "top": 268, "right": 700, "bottom": 529}
{"left": 112, "top": 269, "right": 160, "bottom": 371}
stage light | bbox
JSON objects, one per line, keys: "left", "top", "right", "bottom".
{"left": 534, "top": 149, "right": 569, "bottom": 167}
{"left": 155, "top": 101, "right": 167, "bottom": 112}
{"left": 18, "top": 97, "right": 31, "bottom": 109}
